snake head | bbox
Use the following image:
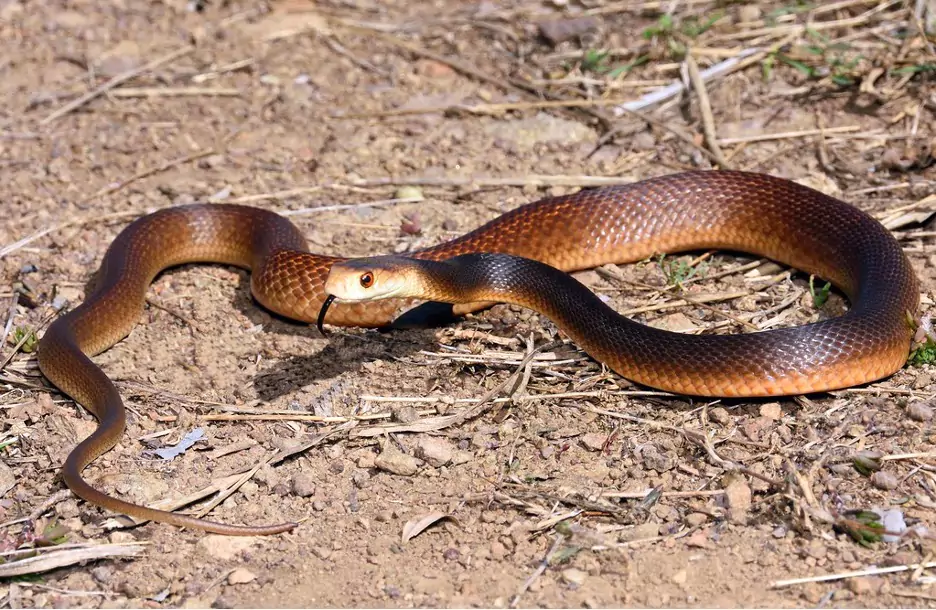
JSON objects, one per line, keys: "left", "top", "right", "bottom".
{"left": 323, "top": 256, "right": 419, "bottom": 302}
{"left": 318, "top": 256, "right": 427, "bottom": 333}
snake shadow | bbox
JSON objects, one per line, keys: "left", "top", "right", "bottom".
{"left": 228, "top": 283, "right": 461, "bottom": 402}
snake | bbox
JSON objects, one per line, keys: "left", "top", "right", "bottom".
{"left": 36, "top": 170, "right": 918, "bottom": 535}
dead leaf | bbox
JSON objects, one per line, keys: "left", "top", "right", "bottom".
{"left": 401, "top": 512, "right": 459, "bottom": 543}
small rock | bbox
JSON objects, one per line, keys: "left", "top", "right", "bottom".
{"left": 912, "top": 373, "right": 933, "bottom": 389}
{"left": 90, "top": 566, "right": 113, "bottom": 584}
{"left": 805, "top": 539, "right": 827, "bottom": 560}
{"left": 801, "top": 583, "right": 824, "bottom": 604}
{"left": 738, "top": 5, "right": 761, "bottom": 21}
{"left": 685, "top": 512, "right": 708, "bottom": 527}
{"left": 641, "top": 445, "right": 675, "bottom": 472}
{"left": 394, "top": 186, "right": 424, "bottom": 201}
{"left": 328, "top": 460, "right": 345, "bottom": 475}
{"left": 581, "top": 432, "right": 607, "bottom": 452}
{"left": 847, "top": 577, "right": 873, "bottom": 595}
{"left": 908, "top": 401, "right": 933, "bottom": 422}
{"left": 227, "top": 568, "right": 256, "bottom": 585}
{"left": 414, "top": 59, "right": 455, "bottom": 79}
{"left": 742, "top": 416, "right": 773, "bottom": 441}
{"left": 870, "top": 471, "right": 899, "bottom": 490}
{"left": 357, "top": 453, "right": 376, "bottom": 469}
{"left": 415, "top": 437, "right": 454, "bottom": 468}
{"left": 560, "top": 568, "right": 587, "bottom": 586}
{"left": 452, "top": 450, "right": 473, "bottom": 465}
{"left": 833, "top": 589, "right": 854, "bottom": 601}
{"left": 391, "top": 406, "right": 419, "bottom": 424}
{"left": 877, "top": 508, "right": 907, "bottom": 542}
{"left": 708, "top": 407, "right": 732, "bottom": 425}
{"left": 620, "top": 522, "right": 660, "bottom": 542}
{"left": 671, "top": 569, "right": 687, "bottom": 585}
{"left": 684, "top": 529, "right": 713, "bottom": 549}
{"left": 725, "top": 479, "right": 752, "bottom": 524}
{"left": 375, "top": 444, "right": 419, "bottom": 476}
{"left": 759, "top": 403, "right": 783, "bottom": 420}
{"left": 442, "top": 548, "right": 460, "bottom": 561}
{"left": 631, "top": 130, "right": 656, "bottom": 151}
{"left": 0, "top": 461, "right": 16, "bottom": 495}
{"left": 291, "top": 472, "right": 317, "bottom": 497}
{"left": 538, "top": 17, "right": 599, "bottom": 45}
{"left": 196, "top": 535, "right": 260, "bottom": 561}
{"left": 490, "top": 541, "right": 507, "bottom": 560}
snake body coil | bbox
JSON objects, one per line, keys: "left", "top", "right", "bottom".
{"left": 37, "top": 170, "right": 919, "bottom": 534}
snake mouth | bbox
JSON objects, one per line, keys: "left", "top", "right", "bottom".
{"left": 317, "top": 294, "right": 336, "bottom": 335}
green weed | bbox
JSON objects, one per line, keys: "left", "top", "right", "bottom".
{"left": 809, "top": 276, "right": 831, "bottom": 309}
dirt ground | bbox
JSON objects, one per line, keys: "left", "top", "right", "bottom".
{"left": 2, "top": 0, "right": 936, "bottom": 607}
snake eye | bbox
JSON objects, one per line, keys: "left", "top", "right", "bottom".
{"left": 360, "top": 272, "right": 374, "bottom": 289}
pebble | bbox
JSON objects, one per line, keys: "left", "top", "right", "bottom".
{"left": 908, "top": 401, "right": 934, "bottom": 422}
{"left": 738, "top": 5, "right": 761, "bottom": 21}
{"left": 620, "top": 522, "right": 660, "bottom": 541}
{"left": 805, "top": 539, "right": 827, "bottom": 559}
{"left": 328, "top": 460, "right": 345, "bottom": 475}
{"left": 0, "top": 462, "right": 15, "bottom": 496}
{"left": 631, "top": 131, "right": 656, "bottom": 151}
{"left": 684, "top": 529, "right": 713, "bottom": 549}
{"left": 725, "top": 479, "right": 752, "bottom": 524}
{"left": 560, "top": 568, "right": 587, "bottom": 586}
{"left": 801, "top": 583, "right": 824, "bottom": 604}
{"left": 391, "top": 406, "right": 419, "bottom": 424}
{"left": 394, "top": 186, "right": 424, "bottom": 201}
{"left": 581, "top": 432, "right": 607, "bottom": 452}
{"left": 490, "top": 541, "right": 508, "bottom": 560}
{"left": 538, "top": 16, "right": 599, "bottom": 45}
{"left": 759, "top": 403, "right": 783, "bottom": 420}
{"left": 708, "top": 407, "right": 732, "bottom": 425}
{"left": 847, "top": 577, "right": 873, "bottom": 595}
{"left": 671, "top": 569, "right": 687, "bottom": 585}
{"left": 227, "top": 568, "right": 257, "bottom": 585}
{"left": 685, "top": 512, "right": 708, "bottom": 527}
{"left": 415, "top": 437, "right": 454, "bottom": 467}
{"left": 357, "top": 453, "right": 376, "bottom": 469}
{"left": 641, "top": 445, "right": 675, "bottom": 472}
{"left": 375, "top": 445, "right": 419, "bottom": 476}
{"left": 870, "top": 471, "right": 899, "bottom": 490}
{"left": 90, "top": 566, "right": 113, "bottom": 584}
{"left": 291, "top": 472, "right": 317, "bottom": 497}
{"left": 196, "top": 535, "right": 260, "bottom": 561}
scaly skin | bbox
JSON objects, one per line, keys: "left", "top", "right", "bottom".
{"left": 37, "top": 170, "right": 919, "bottom": 535}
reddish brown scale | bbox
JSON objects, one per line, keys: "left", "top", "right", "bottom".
{"left": 36, "top": 170, "right": 919, "bottom": 535}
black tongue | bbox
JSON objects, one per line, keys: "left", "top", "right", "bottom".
{"left": 317, "top": 294, "right": 336, "bottom": 335}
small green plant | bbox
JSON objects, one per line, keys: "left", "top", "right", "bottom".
{"left": 641, "top": 11, "right": 724, "bottom": 58}
{"left": 579, "top": 50, "right": 649, "bottom": 78}
{"left": 852, "top": 451, "right": 882, "bottom": 476}
{"left": 11, "top": 327, "right": 38, "bottom": 353}
{"left": 908, "top": 339, "right": 936, "bottom": 366}
{"left": 657, "top": 254, "right": 704, "bottom": 288}
{"left": 642, "top": 14, "right": 674, "bottom": 40}
{"left": 581, "top": 48, "right": 610, "bottom": 73}
{"left": 836, "top": 510, "right": 885, "bottom": 547}
{"left": 891, "top": 63, "right": 936, "bottom": 76}
{"left": 764, "top": 32, "right": 863, "bottom": 86}
{"left": 809, "top": 276, "right": 831, "bottom": 308}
